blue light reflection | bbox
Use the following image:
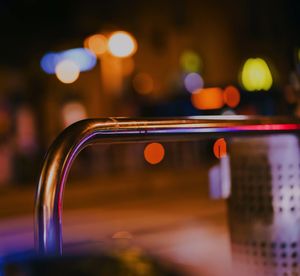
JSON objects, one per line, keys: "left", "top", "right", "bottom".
{"left": 40, "top": 48, "right": 97, "bottom": 74}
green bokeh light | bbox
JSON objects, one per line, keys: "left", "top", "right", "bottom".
{"left": 180, "top": 50, "right": 202, "bottom": 73}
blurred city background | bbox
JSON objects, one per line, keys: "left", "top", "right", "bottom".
{"left": 0, "top": 0, "right": 300, "bottom": 274}
{"left": 0, "top": 0, "right": 299, "bottom": 185}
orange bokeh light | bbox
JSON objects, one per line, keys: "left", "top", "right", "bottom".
{"left": 133, "top": 72, "right": 154, "bottom": 94}
{"left": 191, "top": 87, "right": 224, "bottom": 110}
{"left": 84, "top": 34, "right": 107, "bottom": 56}
{"left": 223, "top": 85, "right": 240, "bottom": 108}
{"left": 144, "top": 142, "right": 165, "bottom": 165}
{"left": 213, "top": 138, "right": 227, "bottom": 159}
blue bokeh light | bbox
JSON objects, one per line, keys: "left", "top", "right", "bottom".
{"left": 40, "top": 52, "right": 60, "bottom": 74}
{"left": 183, "top": 72, "right": 204, "bottom": 93}
{"left": 61, "top": 48, "right": 97, "bottom": 72}
{"left": 40, "top": 48, "right": 97, "bottom": 74}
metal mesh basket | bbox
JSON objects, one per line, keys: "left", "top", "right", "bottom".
{"left": 228, "top": 134, "right": 300, "bottom": 276}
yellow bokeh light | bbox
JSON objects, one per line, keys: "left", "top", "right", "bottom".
{"left": 240, "top": 58, "right": 273, "bottom": 91}
{"left": 55, "top": 59, "right": 80, "bottom": 84}
{"left": 180, "top": 50, "right": 202, "bottom": 73}
{"left": 108, "top": 31, "right": 137, "bottom": 58}
{"left": 84, "top": 34, "right": 107, "bottom": 56}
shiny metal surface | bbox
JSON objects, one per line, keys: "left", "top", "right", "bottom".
{"left": 228, "top": 135, "right": 300, "bottom": 275}
{"left": 35, "top": 116, "right": 300, "bottom": 255}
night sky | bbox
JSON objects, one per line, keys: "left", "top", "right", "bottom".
{"left": 0, "top": 0, "right": 299, "bottom": 68}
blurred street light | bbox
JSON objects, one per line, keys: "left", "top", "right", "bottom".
{"left": 213, "top": 138, "right": 227, "bottom": 159}
{"left": 191, "top": 87, "right": 224, "bottom": 110}
{"left": 55, "top": 59, "right": 80, "bottom": 84}
{"left": 61, "top": 101, "right": 87, "bottom": 127}
{"left": 133, "top": 73, "right": 154, "bottom": 95}
{"left": 41, "top": 48, "right": 96, "bottom": 74}
{"left": 84, "top": 34, "right": 107, "bottom": 56}
{"left": 240, "top": 58, "right": 273, "bottom": 91}
{"left": 108, "top": 31, "right": 137, "bottom": 58}
{"left": 223, "top": 85, "right": 240, "bottom": 108}
{"left": 144, "top": 142, "right": 165, "bottom": 165}
{"left": 184, "top": 72, "right": 204, "bottom": 93}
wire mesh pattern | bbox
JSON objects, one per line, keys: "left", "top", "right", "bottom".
{"left": 228, "top": 135, "right": 300, "bottom": 276}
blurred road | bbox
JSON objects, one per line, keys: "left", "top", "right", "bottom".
{"left": 0, "top": 168, "right": 232, "bottom": 275}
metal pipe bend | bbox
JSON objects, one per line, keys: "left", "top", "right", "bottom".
{"left": 34, "top": 116, "right": 300, "bottom": 255}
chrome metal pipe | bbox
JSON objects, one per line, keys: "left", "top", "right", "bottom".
{"left": 34, "top": 116, "right": 300, "bottom": 255}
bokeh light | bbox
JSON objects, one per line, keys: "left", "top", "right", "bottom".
{"left": 84, "top": 34, "right": 107, "bottom": 56}
{"left": 184, "top": 72, "right": 204, "bottom": 93}
{"left": 61, "top": 48, "right": 97, "bottom": 72}
{"left": 108, "top": 31, "right": 137, "bottom": 58}
{"left": 41, "top": 52, "right": 62, "bottom": 74}
{"left": 180, "top": 50, "right": 202, "bottom": 73}
{"left": 240, "top": 58, "right": 273, "bottom": 91}
{"left": 222, "top": 109, "right": 237, "bottom": 115}
{"left": 133, "top": 73, "right": 154, "bottom": 94}
{"left": 41, "top": 48, "right": 96, "bottom": 74}
{"left": 213, "top": 138, "right": 227, "bottom": 159}
{"left": 191, "top": 87, "right": 224, "bottom": 110}
{"left": 61, "top": 101, "right": 87, "bottom": 127}
{"left": 55, "top": 59, "right": 80, "bottom": 84}
{"left": 223, "top": 85, "right": 240, "bottom": 108}
{"left": 16, "top": 106, "right": 36, "bottom": 153}
{"left": 144, "top": 142, "right": 165, "bottom": 165}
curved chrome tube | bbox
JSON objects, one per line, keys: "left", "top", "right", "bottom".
{"left": 35, "top": 116, "right": 300, "bottom": 255}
